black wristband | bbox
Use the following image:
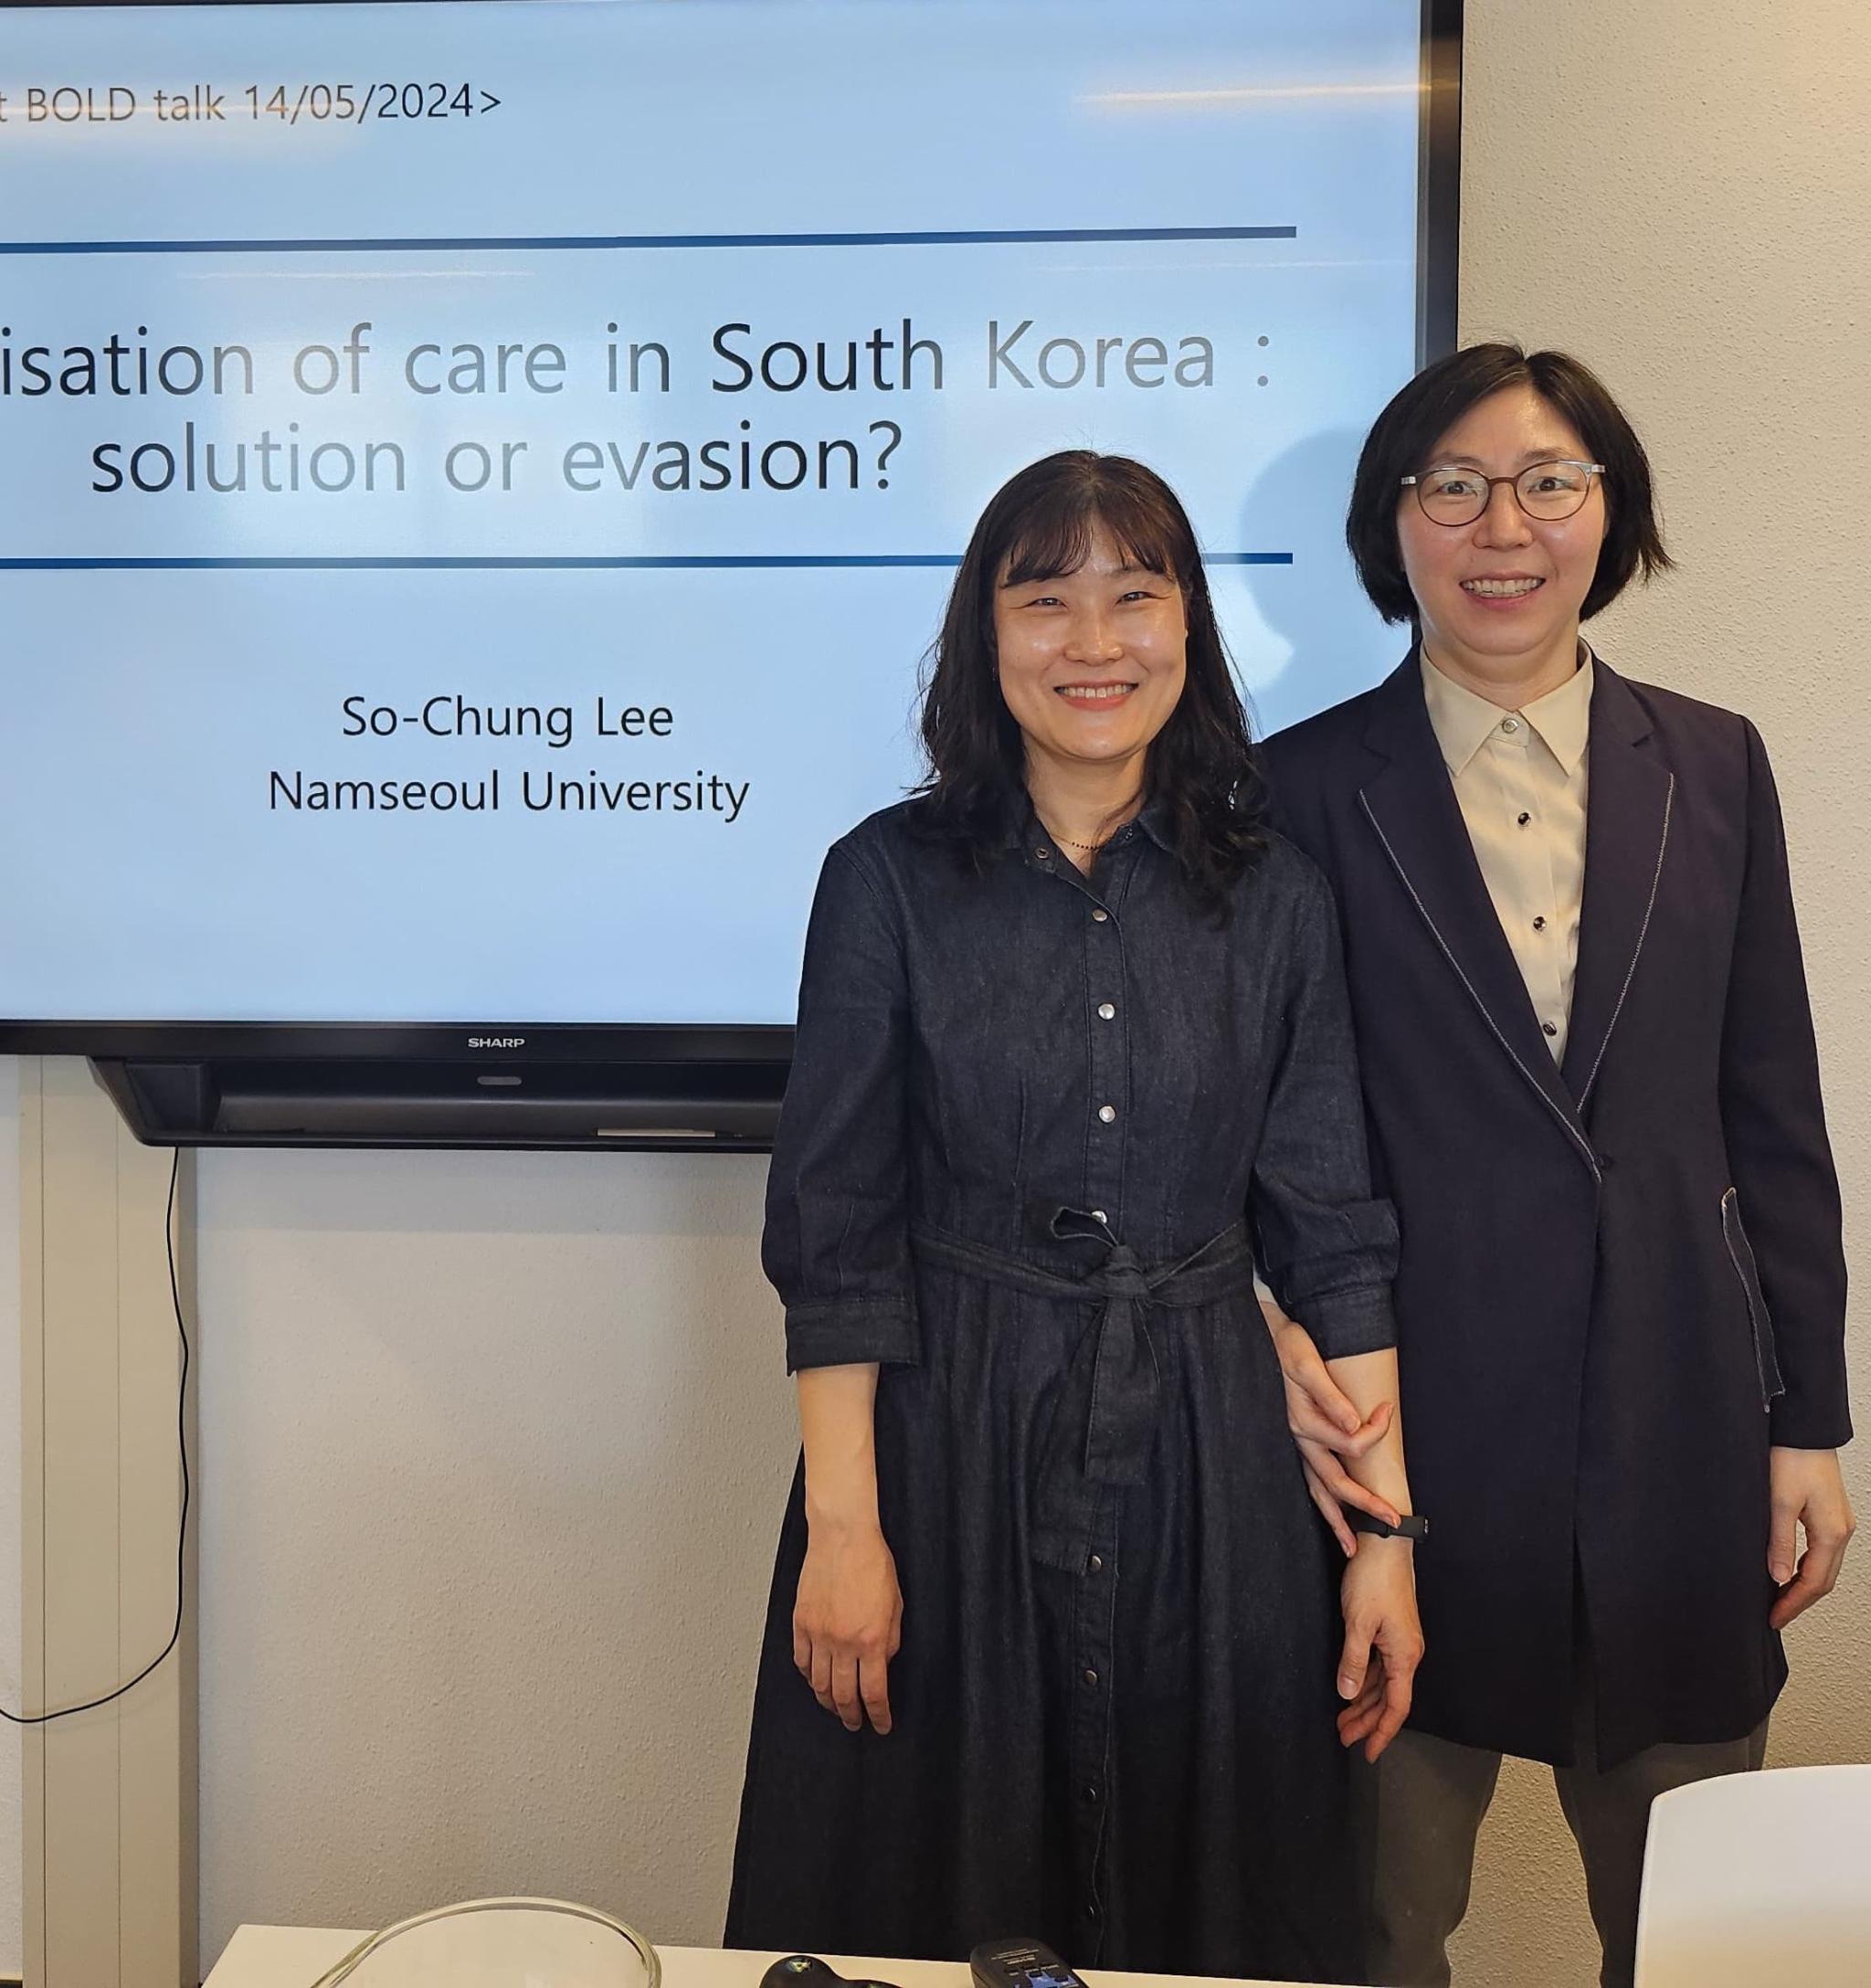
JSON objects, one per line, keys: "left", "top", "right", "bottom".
{"left": 1350, "top": 1510, "right": 1429, "bottom": 1540}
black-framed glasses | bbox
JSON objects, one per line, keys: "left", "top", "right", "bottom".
{"left": 1401, "top": 459, "right": 1605, "bottom": 526}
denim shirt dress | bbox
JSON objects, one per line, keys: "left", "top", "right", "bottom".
{"left": 725, "top": 796, "right": 1398, "bottom": 1983}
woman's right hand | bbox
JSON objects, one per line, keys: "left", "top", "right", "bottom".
{"left": 793, "top": 1517, "right": 904, "bottom": 1734}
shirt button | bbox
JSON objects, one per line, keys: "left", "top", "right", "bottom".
{"left": 1035, "top": 845, "right": 1052, "bottom": 861}
{"left": 1091, "top": 907, "right": 1109, "bottom": 923}
{"left": 1097, "top": 1001, "right": 1115, "bottom": 1020}
{"left": 1543, "top": 1021, "right": 1559, "bottom": 1037}
{"left": 1082, "top": 1787, "right": 1101, "bottom": 1805}
{"left": 1517, "top": 812, "right": 1531, "bottom": 826}
{"left": 1087, "top": 1554, "right": 1104, "bottom": 1573}
{"left": 1083, "top": 1668, "right": 1100, "bottom": 1687}
{"left": 1501, "top": 716, "right": 1520, "bottom": 734}
{"left": 1097, "top": 1104, "right": 1116, "bottom": 1124}
{"left": 1533, "top": 915, "right": 1547, "bottom": 931}
{"left": 1092, "top": 1210, "right": 1108, "bottom": 1224}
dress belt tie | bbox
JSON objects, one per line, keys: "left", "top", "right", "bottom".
{"left": 910, "top": 1215, "right": 1258, "bottom": 1574}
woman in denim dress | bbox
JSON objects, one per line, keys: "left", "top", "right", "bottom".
{"left": 726, "top": 453, "right": 1421, "bottom": 1983}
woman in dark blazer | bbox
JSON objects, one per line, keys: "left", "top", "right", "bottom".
{"left": 1261, "top": 344, "right": 1854, "bottom": 1988}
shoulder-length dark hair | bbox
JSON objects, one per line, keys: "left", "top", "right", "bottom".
{"left": 1347, "top": 343, "right": 1673, "bottom": 624}
{"left": 916, "top": 450, "right": 1265, "bottom": 911}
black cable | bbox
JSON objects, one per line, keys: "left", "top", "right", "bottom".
{"left": 1, "top": 1144, "right": 189, "bottom": 1726}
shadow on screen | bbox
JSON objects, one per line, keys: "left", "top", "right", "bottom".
{"left": 1233, "top": 427, "right": 1401, "bottom": 739}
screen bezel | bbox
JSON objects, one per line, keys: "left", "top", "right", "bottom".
{"left": 0, "top": 0, "right": 1462, "bottom": 1064}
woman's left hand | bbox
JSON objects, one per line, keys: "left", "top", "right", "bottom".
{"left": 1263, "top": 1298, "right": 1403, "bottom": 1554}
{"left": 1336, "top": 1536, "right": 1423, "bottom": 1762}
{"left": 1768, "top": 1446, "right": 1855, "bottom": 1630}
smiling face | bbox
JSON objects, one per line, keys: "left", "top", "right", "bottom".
{"left": 992, "top": 522, "right": 1189, "bottom": 782}
{"left": 1398, "top": 382, "right": 1608, "bottom": 699}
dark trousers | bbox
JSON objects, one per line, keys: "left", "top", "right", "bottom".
{"left": 1353, "top": 1714, "right": 1768, "bottom": 1987}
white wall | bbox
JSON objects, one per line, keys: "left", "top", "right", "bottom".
{"left": 1449, "top": 3, "right": 1871, "bottom": 1981}
{"left": 0, "top": 5, "right": 1862, "bottom": 1983}
{"left": 194, "top": 1149, "right": 792, "bottom": 1960}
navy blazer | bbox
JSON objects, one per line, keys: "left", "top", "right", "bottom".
{"left": 1263, "top": 652, "right": 1850, "bottom": 1767}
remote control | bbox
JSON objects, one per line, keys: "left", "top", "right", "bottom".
{"left": 970, "top": 1936, "right": 1091, "bottom": 1988}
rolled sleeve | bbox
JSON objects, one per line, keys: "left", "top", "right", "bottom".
{"left": 1250, "top": 863, "right": 1400, "bottom": 1361}
{"left": 763, "top": 842, "right": 921, "bottom": 1373}
{"left": 782, "top": 1296, "right": 921, "bottom": 1373}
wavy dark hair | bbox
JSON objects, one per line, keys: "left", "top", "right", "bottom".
{"left": 915, "top": 450, "right": 1266, "bottom": 913}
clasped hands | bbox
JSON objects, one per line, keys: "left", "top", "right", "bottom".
{"left": 1269, "top": 1308, "right": 1857, "bottom": 1679}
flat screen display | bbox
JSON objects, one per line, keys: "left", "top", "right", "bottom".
{"left": 0, "top": 0, "right": 1439, "bottom": 1036}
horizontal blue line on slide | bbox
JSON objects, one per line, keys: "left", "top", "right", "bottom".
{"left": 0, "top": 553, "right": 1295, "bottom": 571}
{"left": 0, "top": 225, "right": 1296, "bottom": 257}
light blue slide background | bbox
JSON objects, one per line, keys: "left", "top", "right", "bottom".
{"left": 0, "top": 0, "right": 1421, "bottom": 1023}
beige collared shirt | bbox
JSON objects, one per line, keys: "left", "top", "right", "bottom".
{"left": 1421, "top": 651, "right": 1593, "bottom": 1063}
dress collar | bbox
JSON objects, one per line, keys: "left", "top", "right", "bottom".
{"left": 1013, "top": 792, "right": 1168, "bottom": 855}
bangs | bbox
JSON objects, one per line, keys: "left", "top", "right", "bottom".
{"left": 998, "top": 483, "right": 1185, "bottom": 589}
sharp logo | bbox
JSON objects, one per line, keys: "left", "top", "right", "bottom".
{"left": 468, "top": 1035, "right": 526, "bottom": 1050}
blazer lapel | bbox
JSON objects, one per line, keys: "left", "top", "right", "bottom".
{"left": 1559, "top": 661, "right": 1675, "bottom": 1109}
{"left": 1357, "top": 657, "right": 1598, "bottom": 1172}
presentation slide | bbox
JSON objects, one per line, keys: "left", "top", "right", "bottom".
{"left": 0, "top": 0, "right": 1421, "bottom": 1027}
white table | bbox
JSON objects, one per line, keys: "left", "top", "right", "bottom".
{"left": 205, "top": 1930, "right": 1355, "bottom": 1988}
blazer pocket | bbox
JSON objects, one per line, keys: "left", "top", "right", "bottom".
{"left": 1721, "top": 1187, "right": 1785, "bottom": 1410}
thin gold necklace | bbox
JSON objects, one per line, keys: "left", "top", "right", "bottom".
{"left": 1041, "top": 806, "right": 1140, "bottom": 855}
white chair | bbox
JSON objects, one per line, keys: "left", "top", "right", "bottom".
{"left": 1633, "top": 1764, "right": 1871, "bottom": 1987}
